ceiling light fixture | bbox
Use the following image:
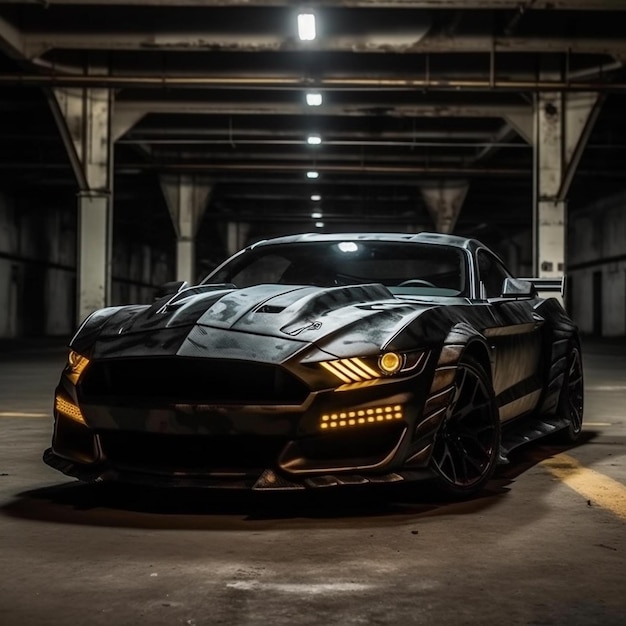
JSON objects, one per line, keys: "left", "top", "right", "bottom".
{"left": 311, "top": 211, "right": 323, "bottom": 219}
{"left": 297, "top": 12, "right": 316, "bottom": 41}
{"left": 307, "top": 134, "right": 322, "bottom": 145}
{"left": 306, "top": 171, "right": 319, "bottom": 179}
{"left": 315, "top": 221, "right": 324, "bottom": 228}
{"left": 311, "top": 194, "right": 322, "bottom": 201}
{"left": 306, "top": 92, "right": 323, "bottom": 106}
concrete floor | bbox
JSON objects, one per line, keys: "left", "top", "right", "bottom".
{"left": 0, "top": 339, "right": 624, "bottom": 626}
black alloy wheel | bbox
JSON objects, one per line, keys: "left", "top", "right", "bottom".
{"left": 554, "top": 344, "right": 584, "bottom": 443}
{"left": 430, "top": 355, "right": 500, "bottom": 498}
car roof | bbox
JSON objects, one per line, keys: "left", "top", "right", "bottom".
{"left": 249, "top": 231, "right": 483, "bottom": 253}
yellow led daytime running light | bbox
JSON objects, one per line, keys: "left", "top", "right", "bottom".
{"left": 348, "top": 357, "right": 380, "bottom": 378}
{"left": 319, "top": 404, "right": 404, "bottom": 430}
{"left": 320, "top": 357, "right": 382, "bottom": 384}
{"left": 55, "top": 394, "right": 86, "bottom": 425}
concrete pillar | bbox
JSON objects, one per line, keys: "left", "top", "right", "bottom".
{"left": 504, "top": 111, "right": 532, "bottom": 144}
{"left": 160, "top": 175, "right": 212, "bottom": 284}
{"left": 176, "top": 239, "right": 195, "bottom": 284}
{"left": 533, "top": 90, "right": 603, "bottom": 277}
{"left": 419, "top": 180, "right": 469, "bottom": 234}
{"left": 48, "top": 81, "right": 114, "bottom": 322}
{"left": 77, "top": 191, "right": 111, "bottom": 319}
{"left": 534, "top": 92, "right": 565, "bottom": 278}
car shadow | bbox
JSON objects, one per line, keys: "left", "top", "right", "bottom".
{"left": 1, "top": 479, "right": 509, "bottom": 531}
{"left": 0, "top": 433, "right": 595, "bottom": 531}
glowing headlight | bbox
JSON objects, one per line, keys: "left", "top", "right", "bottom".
{"left": 379, "top": 352, "right": 402, "bottom": 375}
{"left": 65, "top": 350, "right": 90, "bottom": 385}
{"left": 319, "top": 350, "right": 427, "bottom": 385}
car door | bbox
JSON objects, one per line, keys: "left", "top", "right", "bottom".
{"left": 476, "top": 249, "right": 544, "bottom": 422}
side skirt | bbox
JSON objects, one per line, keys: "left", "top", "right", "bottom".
{"left": 499, "top": 411, "right": 570, "bottom": 462}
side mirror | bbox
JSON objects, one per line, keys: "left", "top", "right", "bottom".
{"left": 154, "top": 280, "right": 188, "bottom": 300}
{"left": 500, "top": 278, "right": 537, "bottom": 298}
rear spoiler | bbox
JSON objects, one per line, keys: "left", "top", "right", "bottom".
{"left": 520, "top": 277, "right": 565, "bottom": 296}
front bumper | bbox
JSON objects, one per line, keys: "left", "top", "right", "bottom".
{"left": 47, "top": 351, "right": 439, "bottom": 489}
{"left": 46, "top": 402, "right": 422, "bottom": 489}
{"left": 43, "top": 446, "right": 430, "bottom": 490}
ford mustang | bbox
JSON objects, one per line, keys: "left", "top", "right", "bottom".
{"left": 44, "top": 232, "right": 583, "bottom": 497}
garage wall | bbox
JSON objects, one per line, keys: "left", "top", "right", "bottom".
{"left": 569, "top": 191, "right": 626, "bottom": 337}
{"left": 112, "top": 237, "right": 172, "bottom": 306}
{"left": 0, "top": 192, "right": 75, "bottom": 338}
{"left": 0, "top": 191, "right": 174, "bottom": 339}
{"left": 499, "top": 230, "right": 533, "bottom": 279}
{"left": 0, "top": 193, "right": 18, "bottom": 337}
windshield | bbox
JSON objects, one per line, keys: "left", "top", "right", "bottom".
{"left": 204, "top": 240, "right": 468, "bottom": 297}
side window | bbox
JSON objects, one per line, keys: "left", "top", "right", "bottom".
{"left": 477, "top": 250, "right": 511, "bottom": 299}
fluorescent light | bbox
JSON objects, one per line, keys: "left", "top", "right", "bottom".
{"left": 307, "top": 134, "right": 322, "bottom": 145}
{"left": 311, "top": 211, "right": 323, "bottom": 219}
{"left": 297, "top": 13, "right": 316, "bottom": 41}
{"left": 310, "top": 194, "right": 321, "bottom": 201}
{"left": 306, "top": 171, "right": 319, "bottom": 179}
{"left": 338, "top": 242, "right": 359, "bottom": 253}
{"left": 306, "top": 92, "right": 323, "bottom": 106}
{"left": 315, "top": 221, "right": 324, "bottom": 228}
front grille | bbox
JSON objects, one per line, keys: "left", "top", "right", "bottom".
{"left": 98, "top": 431, "right": 287, "bottom": 472}
{"left": 80, "top": 357, "right": 309, "bottom": 405}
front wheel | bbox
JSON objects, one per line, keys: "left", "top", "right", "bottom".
{"left": 430, "top": 355, "right": 500, "bottom": 498}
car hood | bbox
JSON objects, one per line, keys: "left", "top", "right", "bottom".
{"left": 75, "top": 283, "right": 437, "bottom": 361}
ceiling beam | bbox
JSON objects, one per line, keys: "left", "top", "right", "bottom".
{"left": 0, "top": 14, "right": 25, "bottom": 60}
{"left": 116, "top": 100, "right": 530, "bottom": 119}
{"left": 22, "top": 32, "right": 626, "bottom": 57}
{"left": 467, "top": 123, "right": 518, "bottom": 164}
{"left": 8, "top": 0, "right": 626, "bottom": 9}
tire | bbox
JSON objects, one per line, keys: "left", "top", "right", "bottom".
{"left": 430, "top": 355, "right": 501, "bottom": 499}
{"left": 553, "top": 343, "right": 584, "bottom": 443}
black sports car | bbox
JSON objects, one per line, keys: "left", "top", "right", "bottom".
{"left": 44, "top": 232, "right": 583, "bottom": 497}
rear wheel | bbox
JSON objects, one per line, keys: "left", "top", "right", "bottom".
{"left": 430, "top": 355, "right": 500, "bottom": 498}
{"left": 553, "top": 344, "right": 584, "bottom": 443}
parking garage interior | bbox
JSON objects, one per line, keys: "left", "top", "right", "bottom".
{"left": 0, "top": 2, "right": 625, "bottom": 625}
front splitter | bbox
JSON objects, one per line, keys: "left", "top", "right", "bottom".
{"left": 43, "top": 448, "right": 430, "bottom": 491}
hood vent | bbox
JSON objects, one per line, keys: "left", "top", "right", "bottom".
{"left": 257, "top": 304, "right": 286, "bottom": 314}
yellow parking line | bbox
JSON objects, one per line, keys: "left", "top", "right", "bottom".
{"left": 584, "top": 422, "right": 613, "bottom": 426}
{"left": 0, "top": 411, "right": 48, "bottom": 418}
{"left": 541, "top": 453, "right": 626, "bottom": 522}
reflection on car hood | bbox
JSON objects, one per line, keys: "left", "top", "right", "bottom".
{"left": 75, "top": 283, "right": 437, "bottom": 360}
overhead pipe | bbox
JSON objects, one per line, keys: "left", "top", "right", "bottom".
{"left": 116, "top": 162, "right": 528, "bottom": 176}
{"left": 2, "top": 73, "right": 626, "bottom": 92}
{"left": 0, "top": 160, "right": 615, "bottom": 181}
{"left": 118, "top": 138, "right": 529, "bottom": 148}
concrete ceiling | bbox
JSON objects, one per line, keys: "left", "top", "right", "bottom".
{"left": 0, "top": 0, "right": 625, "bottom": 254}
